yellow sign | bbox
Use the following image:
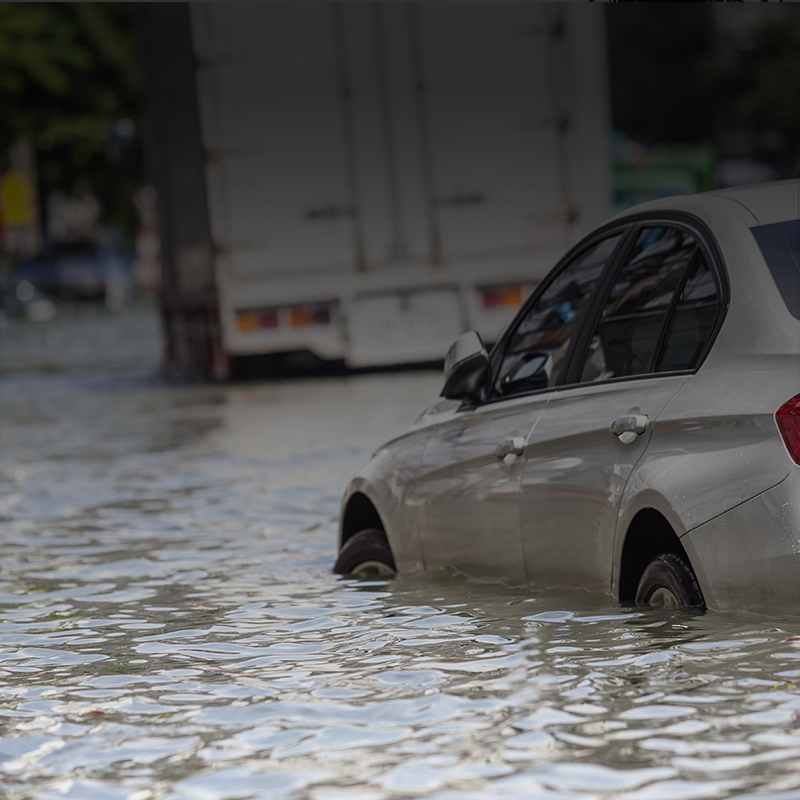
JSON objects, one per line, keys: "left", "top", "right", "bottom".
{"left": 1, "top": 170, "right": 37, "bottom": 226}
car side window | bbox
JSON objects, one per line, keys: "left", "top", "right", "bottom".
{"left": 655, "top": 251, "right": 719, "bottom": 372}
{"left": 579, "top": 226, "right": 697, "bottom": 383}
{"left": 494, "top": 234, "right": 622, "bottom": 396}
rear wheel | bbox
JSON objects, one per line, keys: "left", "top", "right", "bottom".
{"left": 635, "top": 552, "right": 705, "bottom": 609}
{"left": 333, "top": 529, "right": 396, "bottom": 578}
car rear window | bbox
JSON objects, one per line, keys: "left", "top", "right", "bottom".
{"left": 751, "top": 220, "right": 800, "bottom": 319}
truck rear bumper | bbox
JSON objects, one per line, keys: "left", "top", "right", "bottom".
{"left": 223, "top": 281, "right": 529, "bottom": 367}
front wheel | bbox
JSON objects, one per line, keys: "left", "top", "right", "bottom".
{"left": 635, "top": 552, "right": 705, "bottom": 609}
{"left": 333, "top": 529, "right": 396, "bottom": 578}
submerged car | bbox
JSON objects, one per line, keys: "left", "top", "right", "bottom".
{"left": 334, "top": 180, "right": 800, "bottom": 612}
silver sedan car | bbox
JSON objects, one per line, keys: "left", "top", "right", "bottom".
{"left": 334, "top": 180, "right": 800, "bottom": 612}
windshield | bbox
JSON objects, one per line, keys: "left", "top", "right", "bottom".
{"left": 751, "top": 220, "right": 800, "bottom": 319}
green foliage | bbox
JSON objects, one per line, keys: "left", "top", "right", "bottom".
{"left": 607, "top": 5, "right": 715, "bottom": 147}
{"left": 0, "top": 3, "right": 141, "bottom": 238}
{"left": 608, "top": 7, "right": 800, "bottom": 179}
{"left": 720, "top": 20, "right": 800, "bottom": 136}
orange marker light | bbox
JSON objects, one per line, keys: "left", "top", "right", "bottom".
{"left": 482, "top": 285, "right": 522, "bottom": 309}
{"left": 291, "top": 309, "right": 311, "bottom": 328}
{"left": 237, "top": 312, "right": 258, "bottom": 332}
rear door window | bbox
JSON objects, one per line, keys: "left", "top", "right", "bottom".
{"left": 579, "top": 226, "right": 697, "bottom": 382}
{"left": 655, "top": 252, "right": 719, "bottom": 372}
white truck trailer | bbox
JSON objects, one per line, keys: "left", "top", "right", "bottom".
{"left": 142, "top": 3, "right": 611, "bottom": 377}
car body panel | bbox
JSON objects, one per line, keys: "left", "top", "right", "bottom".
{"left": 606, "top": 192, "right": 758, "bottom": 229}
{"left": 407, "top": 391, "right": 553, "bottom": 584}
{"left": 341, "top": 428, "right": 434, "bottom": 573}
{"left": 338, "top": 180, "right": 800, "bottom": 611}
{"left": 708, "top": 180, "right": 800, "bottom": 225}
{"left": 682, "top": 468, "right": 800, "bottom": 612}
{"left": 620, "top": 355, "right": 797, "bottom": 533}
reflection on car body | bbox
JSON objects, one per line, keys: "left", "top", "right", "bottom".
{"left": 334, "top": 180, "right": 800, "bottom": 613}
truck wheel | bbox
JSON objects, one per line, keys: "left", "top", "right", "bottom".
{"left": 333, "top": 529, "right": 396, "bottom": 578}
{"left": 635, "top": 552, "right": 705, "bottom": 609}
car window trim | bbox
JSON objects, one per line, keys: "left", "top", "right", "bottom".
{"left": 614, "top": 213, "right": 729, "bottom": 376}
{"left": 649, "top": 247, "right": 700, "bottom": 373}
{"left": 476, "top": 211, "right": 729, "bottom": 409}
{"left": 564, "top": 214, "right": 729, "bottom": 388}
{"left": 565, "top": 222, "right": 703, "bottom": 385}
{"left": 560, "top": 224, "right": 642, "bottom": 386}
{"left": 546, "top": 367, "right": 697, "bottom": 398}
{"left": 484, "top": 222, "right": 636, "bottom": 403}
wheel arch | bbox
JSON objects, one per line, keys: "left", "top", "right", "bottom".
{"left": 617, "top": 508, "right": 697, "bottom": 603}
{"left": 340, "top": 490, "right": 385, "bottom": 549}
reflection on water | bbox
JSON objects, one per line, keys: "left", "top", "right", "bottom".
{"left": 2, "top": 305, "right": 800, "bottom": 800}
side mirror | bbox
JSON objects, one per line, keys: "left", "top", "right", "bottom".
{"left": 441, "top": 331, "right": 490, "bottom": 400}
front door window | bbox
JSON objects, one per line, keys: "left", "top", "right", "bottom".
{"left": 494, "top": 233, "right": 623, "bottom": 396}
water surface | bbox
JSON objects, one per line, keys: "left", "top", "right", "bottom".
{"left": 2, "top": 305, "right": 799, "bottom": 800}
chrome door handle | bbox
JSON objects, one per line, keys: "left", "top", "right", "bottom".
{"left": 610, "top": 414, "right": 648, "bottom": 435}
{"left": 610, "top": 414, "right": 648, "bottom": 444}
{"left": 495, "top": 436, "right": 526, "bottom": 459}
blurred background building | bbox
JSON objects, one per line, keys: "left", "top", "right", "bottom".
{"left": 1, "top": 2, "right": 798, "bottom": 379}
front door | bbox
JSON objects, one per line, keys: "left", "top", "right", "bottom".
{"left": 407, "top": 231, "right": 625, "bottom": 584}
{"left": 411, "top": 393, "right": 551, "bottom": 586}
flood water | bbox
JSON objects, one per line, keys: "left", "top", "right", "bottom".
{"left": 2, "top": 304, "right": 800, "bottom": 800}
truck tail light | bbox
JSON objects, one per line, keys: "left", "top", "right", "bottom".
{"left": 259, "top": 311, "right": 279, "bottom": 329}
{"left": 291, "top": 305, "right": 331, "bottom": 327}
{"left": 776, "top": 394, "right": 800, "bottom": 464}
{"left": 237, "top": 308, "right": 279, "bottom": 332}
{"left": 480, "top": 284, "right": 525, "bottom": 309}
{"left": 290, "top": 308, "right": 311, "bottom": 327}
{"left": 237, "top": 303, "right": 332, "bottom": 332}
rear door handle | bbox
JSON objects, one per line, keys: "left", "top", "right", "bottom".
{"left": 495, "top": 436, "right": 526, "bottom": 459}
{"left": 610, "top": 414, "right": 648, "bottom": 444}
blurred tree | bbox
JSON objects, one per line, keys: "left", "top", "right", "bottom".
{"left": 0, "top": 2, "right": 141, "bottom": 240}
{"left": 608, "top": 6, "right": 800, "bottom": 183}
{"left": 607, "top": 5, "right": 714, "bottom": 147}
{"left": 713, "top": 18, "right": 800, "bottom": 176}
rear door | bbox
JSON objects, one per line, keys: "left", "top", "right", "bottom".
{"left": 518, "top": 224, "right": 714, "bottom": 592}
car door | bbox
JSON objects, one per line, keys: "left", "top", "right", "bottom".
{"left": 407, "top": 232, "right": 625, "bottom": 584}
{"left": 517, "top": 224, "right": 709, "bottom": 593}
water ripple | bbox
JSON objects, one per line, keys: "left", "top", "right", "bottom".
{"left": 3, "top": 307, "right": 800, "bottom": 799}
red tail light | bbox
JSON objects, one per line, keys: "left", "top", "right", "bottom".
{"left": 236, "top": 303, "right": 332, "bottom": 332}
{"left": 776, "top": 394, "right": 800, "bottom": 464}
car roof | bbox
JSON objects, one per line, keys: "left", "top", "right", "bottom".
{"left": 608, "top": 179, "right": 799, "bottom": 228}
{"left": 706, "top": 180, "right": 800, "bottom": 226}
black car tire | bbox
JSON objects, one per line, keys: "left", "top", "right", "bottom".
{"left": 635, "top": 552, "right": 705, "bottom": 609}
{"left": 333, "top": 529, "right": 396, "bottom": 578}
